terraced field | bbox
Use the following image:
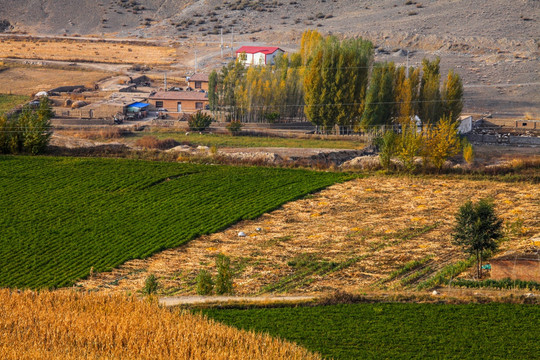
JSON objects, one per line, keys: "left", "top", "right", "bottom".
{"left": 0, "top": 156, "right": 347, "bottom": 289}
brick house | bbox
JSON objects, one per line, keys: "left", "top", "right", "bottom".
{"left": 187, "top": 73, "right": 209, "bottom": 91}
{"left": 148, "top": 91, "right": 208, "bottom": 113}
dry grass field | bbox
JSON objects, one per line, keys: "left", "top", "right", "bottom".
{"left": 0, "top": 38, "right": 177, "bottom": 65}
{"left": 0, "top": 290, "right": 319, "bottom": 360}
{"left": 77, "top": 176, "right": 539, "bottom": 296}
{"left": 0, "top": 64, "right": 109, "bottom": 95}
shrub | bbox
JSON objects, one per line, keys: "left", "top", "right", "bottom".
{"left": 142, "top": 274, "right": 159, "bottom": 295}
{"left": 215, "top": 253, "right": 233, "bottom": 295}
{"left": 378, "top": 130, "right": 398, "bottom": 169}
{"left": 135, "top": 136, "right": 178, "bottom": 150}
{"left": 196, "top": 269, "right": 214, "bottom": 295}
{"left": 226, "top": 120, "right": 243, "bottom": 135}
{"left": 187, "top": 111, "right": 213, "bottom": 131}
{"left": 463, "top": 140, "right": 474, "bottom": 165}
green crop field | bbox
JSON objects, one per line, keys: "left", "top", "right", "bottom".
{"left": 0, "top": 156, "right": 348, "bottom": 289}
{"left": 0, "top": 94, "right": 29, "bottom": 115}
{"left": 129, "top": 132, "right": 365, "bottom": 149}
{"left": 202, "top": 303, "right": 540, "bottom": 360}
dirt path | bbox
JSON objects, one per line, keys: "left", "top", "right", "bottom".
{"left": 159, "top": 295, "right": 316, "bottom": 306}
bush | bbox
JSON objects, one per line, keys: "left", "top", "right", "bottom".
{"left": 135, "top": 136, "right": 178, "bottom": 150}
{"left": 187, "top": 111, "right": 213, "bottom": 131}
{"left": 462, "top": 139, "right": 474, "bottom": 165}
{"left": 378, "top": 130, "right": 398, "bottom": 169}
{"left": 215, "top": 253, "right": 233, "bottom": 295}
{"left": 196, "top": 269, "right": 214, "bottom": 295}
{"left": 142, "top": 274, "right": 159, "bottom": 295}
{"left": 226, "top": 120, "right": 243, "bottom": 135}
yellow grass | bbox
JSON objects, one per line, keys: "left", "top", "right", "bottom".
{"left": 0, "top": 66, "right": 109, "bottom": 95}
{"left": 0, "top": 38, "right": 176, "bottom": 65}
{"left": 76, "top": 177, "right": 540, "bottom": 296}
{"left": 0, "top": 290, "right": 319, "bottom": 360}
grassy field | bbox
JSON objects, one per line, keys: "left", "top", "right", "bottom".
{"left": 0, "top": 38, "right": 176, "bottom": 64}
{"left": 0, "top": 290, "right": 320, "bottom": 360}
{"left": 0, "top": 156, "right": 347, "bottom": 289}
{"left": 128, "top": 132, "right": 365, "bottom": 149}
{"left": 0, "top": 64, "right": 110, "bottom": 95}
{"left": 0, "top": 94, "right": 29, "bottom": 114}
{"left": 202, "top": 303, "right": 540, "bottom": 360}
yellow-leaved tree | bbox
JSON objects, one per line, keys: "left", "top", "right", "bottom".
{"left": 423, "top": 115, "right": 461, "bottom": 170}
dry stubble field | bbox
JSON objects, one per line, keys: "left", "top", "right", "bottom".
{"left": 0, "top": 65, "right": 110, "bottom": 95}
{"left": 0, "top": 38, "right": 177, "bottom": 65}
{"left": 77, "top": 176, "right": 539, "bottom": 296}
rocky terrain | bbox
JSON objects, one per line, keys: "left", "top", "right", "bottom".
{"left": 1, "top": 0, "right": 538, "bottom": 115}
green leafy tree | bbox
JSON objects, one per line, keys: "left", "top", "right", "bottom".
{"left": 187, "top": 111, "right": 213, "bottom": 131}
{"left": 208, "top": 70, "right": 218, "bottom": 112}
{"left": 441, "top": 69, "right": 464, "bottom": 122}
{"left": 196, "top": 269, "right": 214, "bottom": 295}
{"left": 360, "top": 62, "right": 396, "bottom": 128}
{"left": 419, "top": 58, "right": 441, "bottom": 125}
{"left": 215, "top": 253, "right": 233, "bottom": 295}
{"left": 452, "top": 199, "right": 503, "bottom": 278}
{"left": 378, "top": 130, "right": 399, "bottom": 169}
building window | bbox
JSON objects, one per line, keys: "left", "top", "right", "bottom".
{"left": 195, "top": 102, "right": 203, "bottom": 110}
{"left": 195, "top": 81, "right": 202, "bottom": 89}
{"left": 155, "top": 101, "right": 163, "bottom": 108}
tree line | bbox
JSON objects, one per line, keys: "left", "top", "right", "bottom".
{"left": 0, "top": 97, "right": 53, "bottom": 155}
{"left": 209, "top": 30, "right": 463, "bottom": 132}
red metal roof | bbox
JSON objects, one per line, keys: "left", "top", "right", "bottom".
{"left": 235, "top": 46, "right": 283, "bottom": 55}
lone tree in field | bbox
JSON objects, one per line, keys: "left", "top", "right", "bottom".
{"left": 452, "top": 199, "right": 503, "bottom": 278}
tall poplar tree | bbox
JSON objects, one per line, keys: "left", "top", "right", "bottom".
{"left": 441, "top": 69, "right": 464, "bottom": 122}
{"left": 419, "top": 57, "right": 441, "bottom": 125}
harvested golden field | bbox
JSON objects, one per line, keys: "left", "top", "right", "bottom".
{"left": 0, "top": 65, "right": 109, "bottom": 95}
{"left": 0, "top": 38, "right": 176, "bottom": 65}
{"left": 0, "top": 290, "right": 319, "bottom": 360}
{"left": 77, "top": 176, "right": 539, "bottom": 296}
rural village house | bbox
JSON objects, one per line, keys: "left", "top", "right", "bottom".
{"left": 187, "top": 73, "right": 209, "bottom": 91}
{"left": 235, "top": 46, "right": 284, "bottom": 66}
{"left": 148, "top": 91, "right": 209, "bottom": 113}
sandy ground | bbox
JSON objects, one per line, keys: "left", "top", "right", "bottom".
{"left": 74, "top": 176, "right": 539, "bottom": 297}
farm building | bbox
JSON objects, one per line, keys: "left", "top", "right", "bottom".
{"left": 187, "top": 73, "right": 209, "bottom": 91}
{"left": 235, "top": 46, "right": 284, "bottom": 66}
{"left": 148, "top": 91, "right": 208, "bottom": 113}
{"left": 490, "top": 252, "right": 540, "bottom": 282}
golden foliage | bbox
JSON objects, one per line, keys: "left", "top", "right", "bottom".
{"left": 0, "top": 290, "right": 320, "bottom": 360}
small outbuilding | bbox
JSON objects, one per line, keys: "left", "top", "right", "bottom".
{"left": 126, "top": 102, "right": 150, "bottom": 113}
{"left": 235, "top": 46, "right": 284, "bottom": 66}
{"left": 490, "top": 252, "right": 540, "bottom": 282}
{"left": 187, "top": 73, "right": 209, "bottom": 91}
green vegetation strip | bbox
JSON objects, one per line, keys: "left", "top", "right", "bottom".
{"left": 0, "top": 156, "right": 349, "bottom": 289}
{"left": 202, "top": 303, "right": 540, "bottom": 360}
{"left": 132, "top": 132, "right": 364, "bottom": 149}
{"left": 377, "top": 255, "right": 433, "bottom": 286}
{"left": 0, "top": 94, "right": 29, "bottom": 115}
{"left": 418, "top": 256, "right": 476, "bottom": 289}
{"left": 451, "top": 278, "right": 540, "bottom": 291}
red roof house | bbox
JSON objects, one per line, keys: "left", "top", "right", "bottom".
{"left": 235, "top": 46, "right": 284, "bottom": 66}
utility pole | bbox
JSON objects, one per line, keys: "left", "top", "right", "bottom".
{"left": 220, "top": 28, "right": 223, "bottom": 58}
{"left": 164, "top": 72, "right": 167, "bottom": 90}
{"left": 195, "top": 50, "right": 198, "bottom": 72}
{"left": 406, "top": 50, "right": 409, "bottom": 78}
{"left": 230, "top": 28, "right": 234, "bottom": 58}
